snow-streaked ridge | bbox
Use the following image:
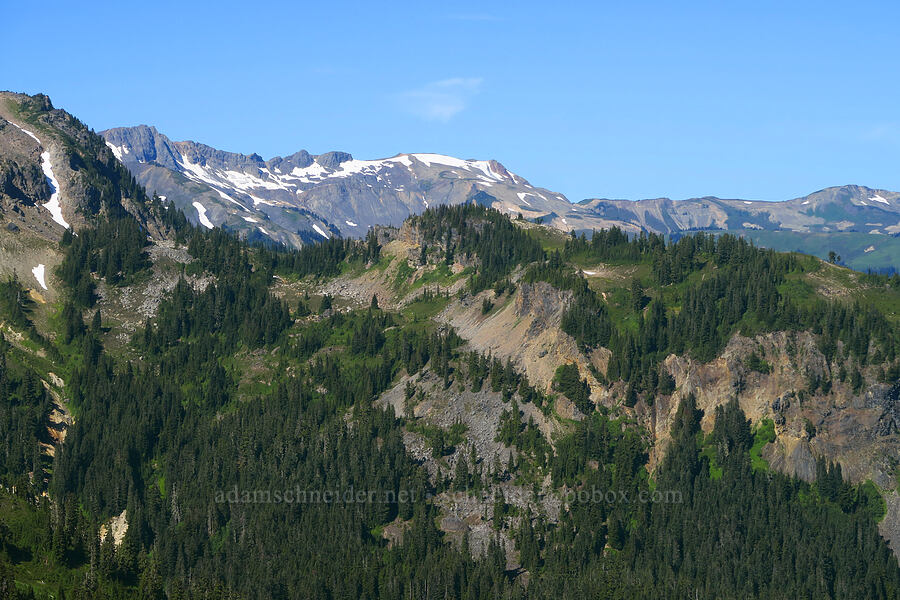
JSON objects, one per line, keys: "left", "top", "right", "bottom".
{"left": 11, "top": 122, "right": 70, "bottom": 229}
{"left": 40, "top": 151, "right": 69, "bottom": 229}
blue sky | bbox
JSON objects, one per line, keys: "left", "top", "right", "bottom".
{"left": 4, "top": 0, "right": 899, "bottom": 201}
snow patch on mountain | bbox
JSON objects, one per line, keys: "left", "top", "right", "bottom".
{"left": 31, "top": 264, "right": 47, "bottom": 290}
{"left": 105, "top": 141, "right": 126, "bottom": 161}
{"left": 287, "top": 162, "right": 329, "bottom": 182}
{"left": 11, "top": 123, "right": 70, "bottom": 229}
{"left": 192, "top": 202, "right": 214, "bottom": 229}
{"left": 312, "top": 224, "right": 329, "bottom": 239}
{"left": 214, "top": 189, "right": 248, "bottom": 209}
{"left": 327, "top": 156, "right": 414, "bottom": 179}
{"left": 39, "top": 151, "right": 69, "bottom": 229}
{"left": 412, "top": 154, "right": 468, "bottom": 169}
{"left": 14, "top": 125, "right": 40, "bottom": 143}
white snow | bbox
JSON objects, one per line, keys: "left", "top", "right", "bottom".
{"left": 178, "top": 156, "right": 220, "bottom": 186}
{"left": 214, "top": 188, "right": 249, "bottom": 209}
{"left": 192, "top": 202, "right": 214, "bottom": 229}
{"left": 516, "top": 192, "right": 532, "bottom": 206}
{"left": 422, "top": 198, "right": 429, "bottom": 208}
{"left": 390, "top": 155, "right": 413, "bottom": 168}
{"left": 743, "top": 201, "right": 752, "bottom": 205}
{"left": 258, "top": 227, "right": 269, "bottom": 235}
{"left": 865, "top": 245, "right": 876, "bottom": 253}
{"left": 158, "top": 195, "right": 167, "bottom": 201}
{"left": 582, "top": 270, "right": 598, "bottom": 276}
{"left": 326, "top": 156, "right": 413, "bottom": 179}
{"left": 860, "top": 201, "right": 869, "bottom": 206}
{"left": 412, "top": 153, "right": 469, "bottom": 169}
{"left": 31, "top": 264, "right": 47, "bottom": 290}
{"left": 802, "top": 200, "right": 810, "bottom": 205}
{"left": 12, "top": 123, "right": 40, "bottom": 143}
{"left": 249, "top": 194, "right": 274, "bottom": 206}
{"left": 105, "top": 141, "right": 124, "bottom": 161}
{"left": 312, "top": 224, "right": 329, "bottom": 239}
{"left": 469, "top": 160, "right": 506, "bottom": 182}
{"left": 222, "top": 169, "right": 286, "bottom": 191}
{"left": 39, "top": 151, "right": 70, "bottom": 229}
{"left": 345, "top": 220, "right": 358, "bottom": 227}
{"left": 288, "top": 162, "right": 329, "bottom": 182}
{"left": 409, "top": 154, "right": 507, "bottom": 181}
{"left": 242, "top": 216, "right": 259, "bottom": 223}
{"left": 870, "top": 195, "right": 890, "bottom": 205}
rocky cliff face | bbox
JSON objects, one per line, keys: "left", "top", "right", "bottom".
{"left": 432, "top": 273, "right": 900, "bottom": 551}
{"left": 0, "top": 93, "right": 78, "bottom": 238}
{"left": 0, "top": 92, "right": 170, "bottom": 301}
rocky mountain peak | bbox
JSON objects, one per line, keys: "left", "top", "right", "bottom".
{"left": 315, "top": 150, "right": 353, "bottom": 169}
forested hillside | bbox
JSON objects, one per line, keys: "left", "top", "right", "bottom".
{"left": 1, "top": 184, "right": 900, "bottom": 598}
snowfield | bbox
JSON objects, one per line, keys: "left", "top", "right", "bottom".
{"left": 192, "top": 202, "right": 214, "bottom": 229}
{"left": 32, "top": 264, "right": 48, "bottom": 290}
{"left": 40, "top": 151, "right": 70, "bottom": 229}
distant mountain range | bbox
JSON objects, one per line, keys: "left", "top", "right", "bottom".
{"left": 101, "top": 126, "right": 900, "bottom": 271}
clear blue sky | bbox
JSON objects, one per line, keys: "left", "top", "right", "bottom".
{"left": 4, "top": 0, "right": 899, "bottom": 201}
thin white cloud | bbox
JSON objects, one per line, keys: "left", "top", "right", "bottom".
{"left": 396, "top": 78, "right": 483, "bottom": 122}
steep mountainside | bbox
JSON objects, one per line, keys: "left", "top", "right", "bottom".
{"left": 101, "top": 125, "right": 572, "bottom": 246}
{"left": 2, "top": 92, "right": 900, "bottom": 598}
{"left": 104, "top": 125, "right": 900, "bottom": 271}
{"left": 0, "top": 93, "right": 173, "bottom": 305}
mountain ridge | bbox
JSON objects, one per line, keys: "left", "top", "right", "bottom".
{"left": 1, "top": 91, "right": 900, "bottom": 597}
{"left": 103, "top": 123, "right": 900, "bottom": 271}
{"left": 101, "top": 124, "right": 570, "bottom": 248}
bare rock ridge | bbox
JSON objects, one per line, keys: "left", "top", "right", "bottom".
{"left": 103, "top": 122, "right": 900, "bottom": 270}
{"left": 101, "top": 124, "right": 569, "bottom": 249}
